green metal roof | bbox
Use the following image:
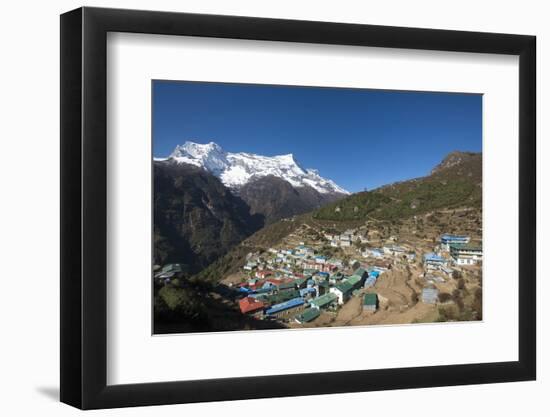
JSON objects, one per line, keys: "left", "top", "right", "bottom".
{"left": 335, "top": 281, "right": 353, "bottom": 294}
{"left": 346, "top": 275, "right": 362, "bottom": 286}
{"left": 294, "top": 278, "right": 307, "bottom": 286}
{"left": 449, "top": 243, "right": 482, "bottom": 251}
{"left": 363, "top": 293, "right": 377, "bottom": 306}
{"left": 354, "top": 267, "right": 367, "bottom": 277}
{"left": 278, "top": 282, "right": 296, "bottom": 290}
{"left": 265, "top": 290, "right": 300, "bottom": 305}
{"left": 310, "top": 293, "right": 338, "bottom": 308}
{"left": 295, "top": 308, "right": 320, "bottom": 323}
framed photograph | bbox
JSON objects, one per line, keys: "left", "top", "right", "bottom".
{"left": 60, "top": 6, "right": 536, "bottom": 409}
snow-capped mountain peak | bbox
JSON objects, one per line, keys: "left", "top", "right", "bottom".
{"left": 168, "top": 141, "right": 228, "bottom": 175}
{"left": 158, "top": 141, "right": 350, "bottom": 195}
{"left": 171, "top": 141, "right": 223, "bottom": 158}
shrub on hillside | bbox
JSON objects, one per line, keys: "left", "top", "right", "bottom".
{"left": 438, "top": 292, "right": 452, "bottom": 303}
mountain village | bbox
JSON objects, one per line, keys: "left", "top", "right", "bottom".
{"left": 231, "top": 225, "right": 481, "bottom": 327}
{"left": 156, "top": 219, "right": 483, "bottom": 328}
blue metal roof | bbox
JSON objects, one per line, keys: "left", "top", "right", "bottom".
{"left": 369, "top": 270, "right": 380, "bottom": 278}
{"left": 424, "top": 253, "right": 445, "bottom": 262}
{"left": 364, "top": 276, "right": 377, "bottom": 288}
{"left": 441, "top": 234, "right": 469, "bottom": 243}
{"left": 299, "top": 287, "right": 316, "bottom": 297}
{"left": 265, "top": 297, "right": 305, "bottom": 315}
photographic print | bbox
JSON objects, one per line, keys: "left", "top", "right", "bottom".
{"left": 152, "top": 81, "right": 482, "bottom": 335}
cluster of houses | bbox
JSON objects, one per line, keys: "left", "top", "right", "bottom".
{"left": 420, "top": 234, "right": 483, "bottom": 304}
{"left": 243, "top": 244, "right": 345, "bottom": 276}
{"left": 327, "top": 228, "right": 481, "bottom": 271}
{"left": 237, "top": 231, "right": 483, "bottom": 323}
{"left": 237, "top": 244, "right": 384, "bottom": 324}
{"left": 324, "top": 230, "right": 417, "bottom": 266}
{"left": 360, "top": 246, "right": 417, "bottom": 267}
{"left": 326, "top": 229, "right": 416, "bottom": 262}
{"left": 423, "top": 234, "right": 483, "bottom": 270}
{"left": 325, "top": 229, "right": 368, "bottom": 248}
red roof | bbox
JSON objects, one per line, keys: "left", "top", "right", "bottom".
{"left": 266, "top": 277, "right": 294, "bottom": 287}
{"left": 248, "top": 280, "right": 265, "bottom": 290}
{"left": 239, "top": 297, "right": 265, "bottom": 314}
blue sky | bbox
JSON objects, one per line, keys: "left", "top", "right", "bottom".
{"left": 153, "top": 80, "right": 482, "bottom": 192}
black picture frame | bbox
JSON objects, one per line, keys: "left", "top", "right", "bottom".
{"left": 60, "top": 6, "right": 536, "bottom": 410}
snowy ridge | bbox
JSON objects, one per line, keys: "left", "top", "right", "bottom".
{"left": 160, "top": 141, "right": 350, "bottom": 195}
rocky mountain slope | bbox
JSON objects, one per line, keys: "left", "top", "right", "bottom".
{"left": 238, "top": 175, "right": 344, "bottom": 225}
{"left": 154, "top": 162, "right": 264, "bottom": 274}
{"left": 155, "top": 141, "right": 348, "bottom": 224}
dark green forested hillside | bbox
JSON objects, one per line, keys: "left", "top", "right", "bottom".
{"left": 313, "top": 151, "right": 481, "bottom": 222}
